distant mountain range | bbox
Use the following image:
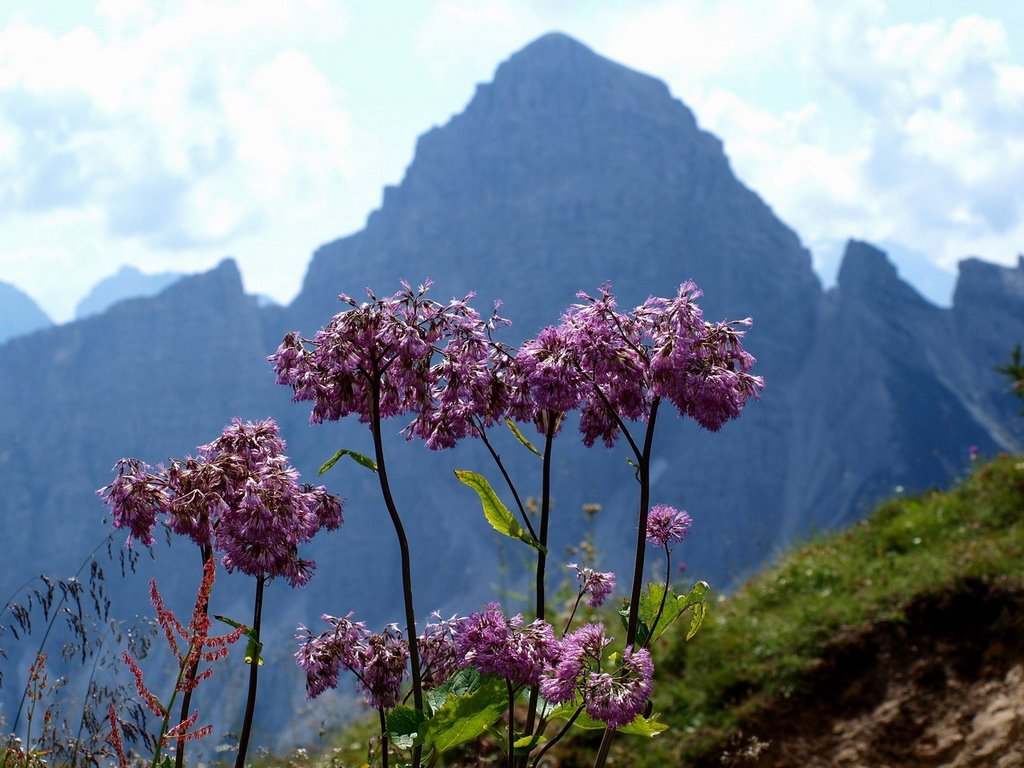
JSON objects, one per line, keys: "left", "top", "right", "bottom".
{"left": 0, "top": 33, "right": 1021, "bottom": 748}
{"left": 74, "top": 265, "right": 187, "bottom": 319}
{"left": 0, "top": 281, "right": 51, "bottom": 343}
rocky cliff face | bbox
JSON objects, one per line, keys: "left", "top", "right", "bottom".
{"left": 0, "top": 32, "right": 1021, "bottom": 748}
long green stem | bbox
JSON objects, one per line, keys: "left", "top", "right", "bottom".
{"left": 369, "top": 375, "right": 424, "bottom": 768}
{"left": 234, "top": 576, "right": 264, "bottom": 768}
{"left": 521, "top": 416, "right": 557, "bottom": 761}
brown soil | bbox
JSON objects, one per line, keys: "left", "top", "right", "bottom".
{"left": 707, "top": 579, "right": 1024, "bottom": 768}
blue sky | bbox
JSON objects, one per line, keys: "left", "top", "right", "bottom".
{"left": 1, "top": 0, "right": 1022, "bottom": 320}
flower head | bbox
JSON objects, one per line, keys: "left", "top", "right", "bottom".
{"left": 455, "top": 604, "right": 558, "bottom": 686}
{"left": 270, "top": 281, "right": 511, "bottom": 450}
{"left": 98, "top": 419, "right": 343, "bottom": 587}
{"left": 583, "top": 646, "right": 654, "bottom": 729}
{"left": 296, "top": 615, "right": 408, "bottom": 709}
{"left": 568, "top": 562, "right": 617, "bottom": 607}
{"left": 645, "top": 505, "right": 692, "bottom": 549}
{"left": 539, "top": 622, "right": 608, "bottom": 704}
{"left": 507, "top": 281, "right": 763, "bottom": 446}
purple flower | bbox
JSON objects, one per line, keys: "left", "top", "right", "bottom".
{"left": 568, "top": 563, "right": 617, "bottom": 607}
{"left": 645, "top": 505, "right": 692, "bottom": 549}
{"left": 455, "top": 604, "right": 558, "bottom": 686}
{"left": 506, "top": 281, "right": 762, "bottom": 446}
{"left": 295, "top": 613, "right": 366, "bottom": 699}
{"left": 270, "top": 281, "right": 511, "bottom": 450}
{"left": 418, "top": 613, "right": 461, "bottom": 690}
{"left": 98, "top": 419, "right": 343, "bottom": 587}
{"left": 100, "top": 459, "right": 168, "bottom": 547}
{"left": 349, "top": 625, "right": 409, "bottom": 710}
{"left": 583, "top": 646, "right": 654, "bottom": 729}
{"left": 539, "top": 623, "right": 608, "bottom": 704}
{"left": 295, "top": 615, "right": 408, "bottom": 709}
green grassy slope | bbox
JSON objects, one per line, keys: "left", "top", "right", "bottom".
{"left": 636, "top": 453, "right": 1024, "bottom": 766}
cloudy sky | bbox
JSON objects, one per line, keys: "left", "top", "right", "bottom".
{"left": 1, "top": 0, "right": 1022, "bottom": 321}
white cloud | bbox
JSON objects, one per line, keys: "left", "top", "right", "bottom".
{"left": 593, "top": 1, "right": 1024, "bottom": 277}
{"left": 0, "top": 0, "right": 358, "bottom": 319}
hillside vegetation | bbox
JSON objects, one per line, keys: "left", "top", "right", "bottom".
{"left": 250, "top": 453, "right": 1023, "bottom": 767}
{"left": 634, "top": 452, "right": 1024, "bottom": 767}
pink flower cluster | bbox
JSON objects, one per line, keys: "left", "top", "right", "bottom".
{"left": 98, "top": 418, "right": 343, "bottom": 587}
{"left": 645, "top": 505, "right": 692, "bottom": 549}
{"left": 270, "top": 281, "right": 511, "bottom": 450}
{"left": 539, "top": 623, "right": 653, "bottom": 729}
{"left": 271, "top": 280, "right": 762, "bottom": 450}
{"left": 567, "top": 562, "right": 617, "bottom": 607}
{"left": 298, "top": 606, "right": 655, "bottom": 730}
{"left": 295, "top": 614, "right": 409, "bottom": 709}
{"left": 455, "top": 603, "right": 559, "bottom": 687}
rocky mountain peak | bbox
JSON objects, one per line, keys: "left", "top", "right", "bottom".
{"left": 836, "top": 239, "right": 930, "bottom": 308}
{"left": 954, "top": 256, "right": 1024, "bottom": 310}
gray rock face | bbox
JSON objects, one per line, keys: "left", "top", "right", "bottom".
{"left": 0, "top": 32, "right": 1021, "bottom": 749}
{"left": 74, "top": 265, "right": 185, "bottom": 319}
{"left": 0, "top": 281, "right": 51, "bottom": 343}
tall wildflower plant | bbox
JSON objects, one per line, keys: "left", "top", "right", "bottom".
{"left": 98, "top": 418, "right": 342, "bottom": 767}
{"left": 273, "top": 279, "right": 762, "bottom": 768}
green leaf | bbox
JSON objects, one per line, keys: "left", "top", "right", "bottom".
{"left": 387, "top": 706, "right": 425, "bottom": 750}
{"left": 513, "top": 733, "right": 547, "bottom": 754}
{"left": 505, "top": 418, "right": 541, "bottom": 457}
{"left": 319, "top": 448, "right": 377, "bottom": 475}
{"left": 213, "top": 614, "right": 264, "bottom": 663}
{"left": 244, "top": 637, "right": 264, "bottom": 666}
{"left": 454, "top": 470, "right": 545, "bottom": 552}
{"left": 619, "top": 714, "right": 669, "bottom": 737}
{"left": 622, "top": 580, "right": 711, "bottom": 647}
{"left": 683, "top": 580, "right": 710, "bottom": 641}
{"left": 425, "top": 667, "right": 483, "bottom": 713}
{"left": 552, "top": 708, "right": 668, "bottom": 737}
{"left": 418, "top": 675, "right": 508, "bottom": 754}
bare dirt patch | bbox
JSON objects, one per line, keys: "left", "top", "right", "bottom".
{"left": 710, "top": 579, "right": 1024, "bottom": 768}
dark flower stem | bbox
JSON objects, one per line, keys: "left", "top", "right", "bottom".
{"left": 378, "top": 708, "right": 389, "bottom": 768}
{"left": 474, "top": 418, "right": 537, "bottom": 540}
{"left": 176, "top": 544, "right": 214, "bottom": 768}
{"left": 507, "top": 680, "right": 516, "bottom": 768}
{"left": 625, "top": 398, "right": 660, "bottom": 646}
{"left": 369, "top": 375, "right": 424, "bottom": 768}
{"left": 531, "top": 707, "right": 583, "bottom": 768}
{"left": 521, "top": 416, "right": 557, "bottom": 758}
{"left": 594, "top": 398, "right": 660, "bottom": 768}
{"left": 234, "top": 575, "right": 264, "bottom": 768}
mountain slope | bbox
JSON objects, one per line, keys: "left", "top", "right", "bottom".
{"left": 0, "top": 281, "right": 51, "bottom": 343}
